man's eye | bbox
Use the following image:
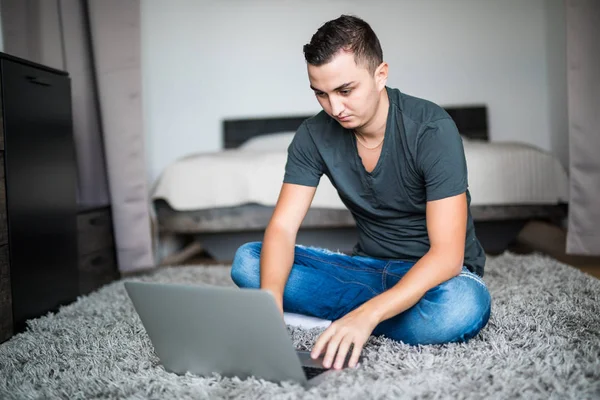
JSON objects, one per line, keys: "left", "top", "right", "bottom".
{"left": 315, "top": 92, "right": 327, "bottom": 98}
{"left": 340, "top": 89, "right": 352, "bottom": 96}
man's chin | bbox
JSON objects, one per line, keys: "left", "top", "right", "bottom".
{"left": 336, "top": 119, "right": 360, "bottom": 130}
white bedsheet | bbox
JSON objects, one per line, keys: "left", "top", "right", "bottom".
{"left": 151, "top": 140, "right": 569, "bottom": 211}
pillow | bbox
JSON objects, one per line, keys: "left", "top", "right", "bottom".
{"left": 238, "top": 131, "right": 296, "bottom": 151}
{"left": 239, "top": 132, "right": 471, "bottom": 150}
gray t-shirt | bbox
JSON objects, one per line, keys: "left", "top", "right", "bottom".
{"left": 283, "top": 87, "right": 486, "bottom": 276}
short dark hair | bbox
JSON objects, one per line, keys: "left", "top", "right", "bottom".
{"left": 303, "top": 15, "right": 383, "bottom": 74}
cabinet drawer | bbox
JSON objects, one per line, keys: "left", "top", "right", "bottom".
{"left": 77, "top": 208, "right": 114, "bottom": 255}
{"left": 0, "top": 244, "right": 12, "bottom": 343}
{"left": 0, "top": 91, "right": 4, "bottom": 151}
{"left": 79, "top": 247, "right": 119, "bottom": 295}
{"left": 0, "top": 153, "right": 7, "bottom": 245}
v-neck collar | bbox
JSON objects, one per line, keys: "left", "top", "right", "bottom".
{"left": 351, "top": 96, "right": 392, "bottom": 178}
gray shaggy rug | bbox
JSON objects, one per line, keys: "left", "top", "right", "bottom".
{"left": 1, "top": 252, "right": 599, "bottom": 399}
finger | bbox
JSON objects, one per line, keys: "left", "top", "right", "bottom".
{"left": 311, "top": 325, "right": 337, "bottom": 359}
{"left": 333, "top": 336, "right": 354, "bottom": 370}
{"left": 323, "top": 332, "right": 344, "bottom": 369}
{"left": 348, "top": 339, "right": 364, "bottom": 368}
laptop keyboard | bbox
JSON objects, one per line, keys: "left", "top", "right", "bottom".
{"left": 302, "top": 366, "right": 328, "bottom": 380}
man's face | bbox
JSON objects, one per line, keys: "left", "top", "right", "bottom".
{"left": 307, "top": 51, "right": 384, "bottom": 130}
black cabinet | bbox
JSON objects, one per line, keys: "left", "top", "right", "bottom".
{"left": 0, "top": 52, "right": 80, "bottom": 342}
{"left": 77, "top": 206, "right": 119, "bottom": 296}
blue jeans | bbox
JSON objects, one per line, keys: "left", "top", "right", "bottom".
{"left": 230, "top": 242, "right": 491, "bottom": 345}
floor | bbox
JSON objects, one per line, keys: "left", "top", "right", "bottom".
{"left": 509, "top": 220, "right": 600, "bottom": 279}
{"left": 174, "top": 220, "right": 600, "bottom": 280}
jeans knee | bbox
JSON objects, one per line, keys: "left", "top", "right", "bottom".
{"left": 230, "top": 242, "right": 261, "bottom": 288}
{"left": 440, "top": 273, "right": 491, "bottom": 342}
{"left": 374, "top": 272, "right": 491, "bottom": 345}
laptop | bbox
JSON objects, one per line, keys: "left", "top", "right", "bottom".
{"left": 124, "top": 281, "right": 362, "bottom": 387}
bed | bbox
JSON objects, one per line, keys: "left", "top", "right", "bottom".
{"left": 151, "top": 106, "right": 569, "bottom": 263}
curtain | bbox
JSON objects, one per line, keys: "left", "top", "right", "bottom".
{"left": 0, "top": 0, "right": 155, "bottom": 272}
{"left": 565, "top": 0, "right": 600, "bottom": 255}
{"left": 84, "top": 0, "right": 154, "bottom": 271}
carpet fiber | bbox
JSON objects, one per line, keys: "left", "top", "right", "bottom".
{"left": 1, "top": 252, "right": 599, "bottom": 399}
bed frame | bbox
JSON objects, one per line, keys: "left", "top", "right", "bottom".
{"left": 155, "top": 106, "right": 567, "bottom": 264}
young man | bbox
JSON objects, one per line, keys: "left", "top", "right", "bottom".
{"left": 231, "top": 15, "right": 491, "bottom": 371}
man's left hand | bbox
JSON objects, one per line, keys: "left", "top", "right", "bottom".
{"left": 310, "top": 305, "right": 379, "bottom": 369}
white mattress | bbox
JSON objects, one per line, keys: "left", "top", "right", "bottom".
{"left": 151, "top": 136, "right": 569, "bottom": 211}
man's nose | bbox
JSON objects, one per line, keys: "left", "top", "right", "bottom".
{"left": 329, "top": 96, "right": 344, "bottom": 116}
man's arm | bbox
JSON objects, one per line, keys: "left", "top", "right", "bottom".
{"left": 260, "top": 183, "right": 317, "bottom": 314}
{"left": 311, "top": 192, "right": 467, "bottom": 369}
{"left": 359, "top": 192, "right": 467, "bottom": 322}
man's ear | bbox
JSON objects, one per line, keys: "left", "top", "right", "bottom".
{"left": 374, "top": 62, "right": 388, "bottom": 91}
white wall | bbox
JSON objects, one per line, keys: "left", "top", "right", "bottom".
{"left": 544, "top": 0, "right": 568, "bottom": 171}
{"left": 142, "top": 0, "right": 568, "bottom": 185}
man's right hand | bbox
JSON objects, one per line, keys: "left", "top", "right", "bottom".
{"left": 275, "top": 298, "right": 284, "bottom": 316}
{"left": 264, "top": 288, "right": 284, "bottom": 315}
{"left": 260, "top": 183, "right": 317, "bottom": 319}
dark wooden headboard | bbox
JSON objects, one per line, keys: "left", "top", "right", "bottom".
{"left": 223, "top": 105, "right": 488, "bottom": 149}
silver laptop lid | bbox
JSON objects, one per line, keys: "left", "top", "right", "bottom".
{"left": 124, "top": 281, "right": 307, "bottom": 384}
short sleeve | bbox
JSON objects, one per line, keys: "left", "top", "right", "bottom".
{"left": 416, "top": 118, "right": 468, "bottom": 201}
{"left": 283, "top": 122, "right": 324, "bottom": 187}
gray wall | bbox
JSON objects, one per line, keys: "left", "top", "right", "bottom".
{"left": 0, "top": 5, "right": 3, "bottom": 51}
